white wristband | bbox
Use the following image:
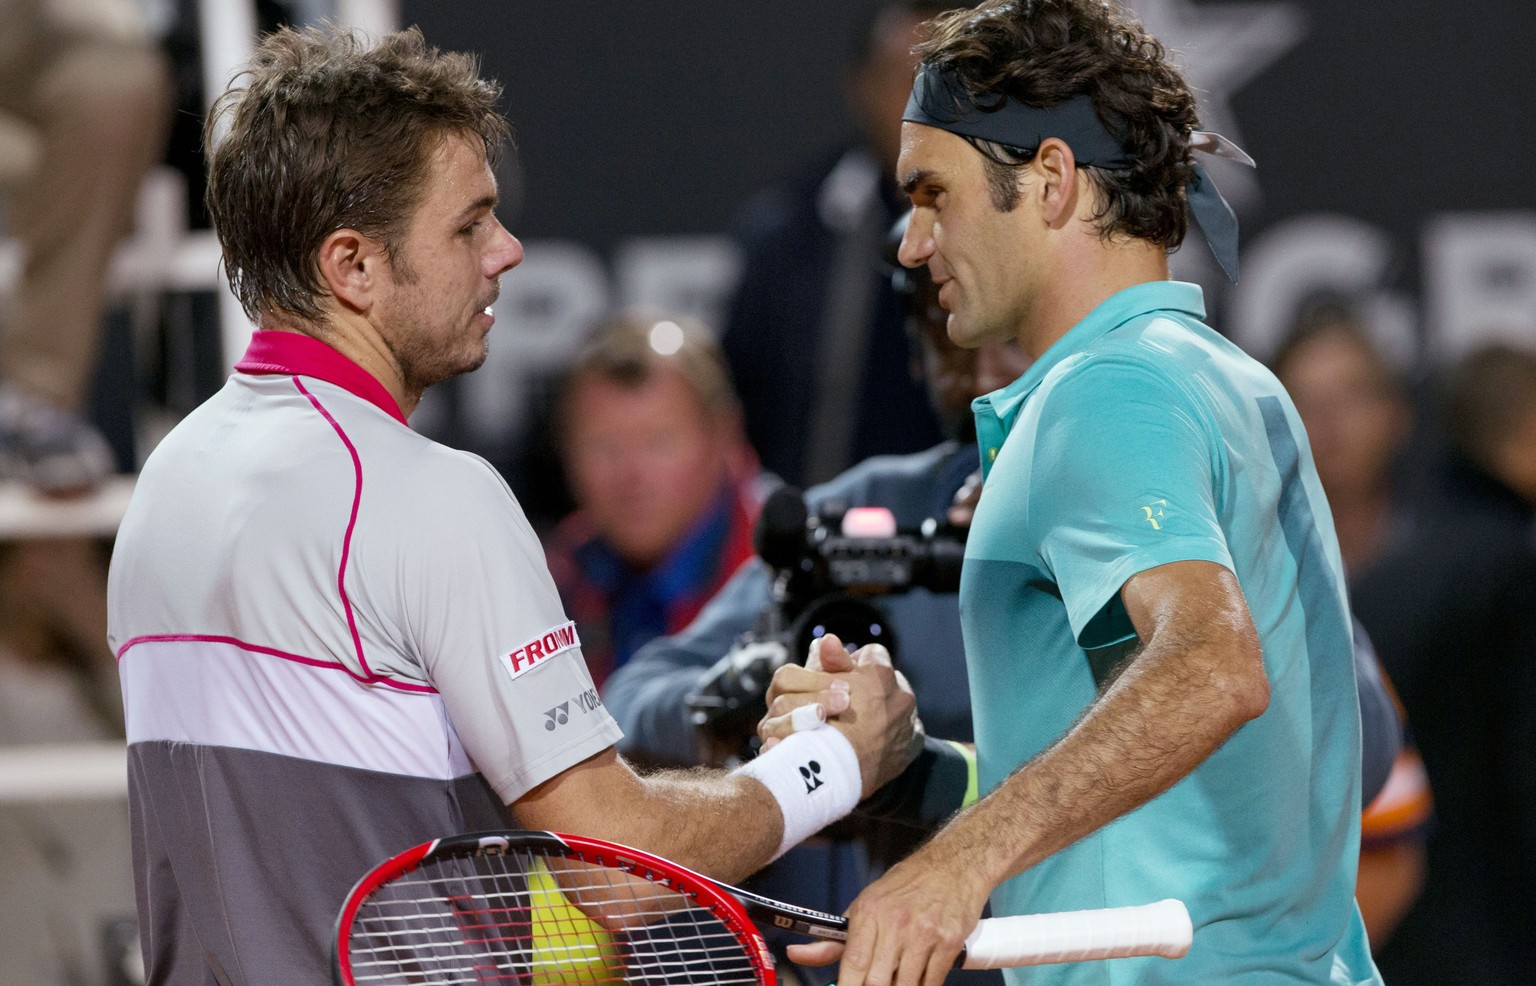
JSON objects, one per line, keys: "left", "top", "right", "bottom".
{"left": 735, "top": 725, "right": 862, "bottom": 860}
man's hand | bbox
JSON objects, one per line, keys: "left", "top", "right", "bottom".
{"left": 787, "top": 829, "right": 992, "bottom": 986}
{"left": 760, "top": 633, "right": 860, "bottom": 738}
{"left": 947, "top": 469, "right": 983, "bottom": 528}
{"left": 758, "top": 633, "right": 923, "bottom": 798}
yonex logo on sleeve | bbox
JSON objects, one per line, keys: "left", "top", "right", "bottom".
{"left": 502, "top": 621, "right": 581, "bottom": 680}
{"left": 544, "top": 689, "right": 601, "bottom": 730}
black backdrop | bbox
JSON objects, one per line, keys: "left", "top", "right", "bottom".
{"left": 398, "top": 0, "right": 1536, "bottom": 463}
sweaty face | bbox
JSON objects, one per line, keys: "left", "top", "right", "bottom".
{"left": 563, "top": 368, "right": 735, "bottom": 569}
{"left": 375, "top": 134, "right": 523, "bottom": 393}
{"left": 896, "top": 123, "right": 1037, "bottom": 350}
{"left": 907, "top": 269, "right": 1034, "bottom": 432}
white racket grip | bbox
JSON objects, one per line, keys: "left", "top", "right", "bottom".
{"left": 959, "top": 898, "right": 1192, "bottom": 969}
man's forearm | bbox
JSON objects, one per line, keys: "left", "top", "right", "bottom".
{"left": 923, "top": 633, "right": 1267, "bottom": 890}
{"left": 593, "top": 767, "right": 786, "bottom": 883}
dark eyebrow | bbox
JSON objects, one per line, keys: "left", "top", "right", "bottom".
{"left": 453, "top": 194, "right": 498, "bottom": 225}
{"left": 900, "top": 168, "right": 935, "bottom": 195}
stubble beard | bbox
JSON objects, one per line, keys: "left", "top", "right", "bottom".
{"left": 384, "top": 289, "right": 491, "bottom": 395}
{"left": 383, "top": 253, "right": 492, "bottom": 393}
{"left": 397, "top": 324, "right": 489, "bottom": 394}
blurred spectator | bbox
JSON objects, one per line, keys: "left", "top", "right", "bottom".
{"left": 0, "top": 538, "right": 119, "bottom": 742}
{"left": 0, "top": 537, "right": 128, "bottom": 986}
{"left": 1271, "top": 304, "right": 1414, "bottom": 572}
{"left": 1351, "top": 625, "right": 1433, "bottom": 949}
{"left": 607, "top": 241, "right": 1027, "bottom": 986}
{"left": 1353, "top": 342, "right": 1536, "bottom": 985}
{"left": 1271, "top": 305, "right": 1433, "bottom": 949}
{"left": 0, "top": 0, "right": 170, "bottom": 493}
{"left": 545, "top": 313, "right": 761, "bottom": 687}
{"left": 719, "top": 0, "right": 966, "bottom": 487}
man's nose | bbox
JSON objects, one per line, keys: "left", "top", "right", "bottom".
{"left": 897, "top": 213, "right": 935, "bottom": 269}
{"left": 487, "top": 221, "right": 524, "bottom": 276}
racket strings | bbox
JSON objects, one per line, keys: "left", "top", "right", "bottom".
{"left": 346, "top": 846, "right": 763, "bottom": 985}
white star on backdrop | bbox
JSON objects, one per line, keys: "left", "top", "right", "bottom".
{"left": 1128, "top": 0, "right": 1309, "bottom": 210}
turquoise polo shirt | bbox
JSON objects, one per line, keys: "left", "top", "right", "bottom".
{"left": 962, "top": 281, "right": 1380, "bottom": 985}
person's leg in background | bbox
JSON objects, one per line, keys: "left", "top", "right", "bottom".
{"left": 0, "top": 1, "right": 170, "bottom": 493}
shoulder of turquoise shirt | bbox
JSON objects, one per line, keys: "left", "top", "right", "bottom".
{"left": 970, "top": 280, "right": 1206, "bottom": 428}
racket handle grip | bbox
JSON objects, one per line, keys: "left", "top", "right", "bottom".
{"left": 958, "top": 898, "right": 1192, "bottom": 970}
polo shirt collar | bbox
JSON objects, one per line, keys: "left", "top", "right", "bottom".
{"left": 975, "top": 280, "right": 1204, "bottom": 427}
{"left": 235, "top": 330, "right": 407, "bottom": 425}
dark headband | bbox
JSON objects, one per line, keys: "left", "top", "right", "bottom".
{"left": 903, "top": 62, "right": 1252, "bottom": 281}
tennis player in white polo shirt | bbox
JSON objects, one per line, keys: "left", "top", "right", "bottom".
{"left": 106, "top": 25, "right": 919, "bottom": 985}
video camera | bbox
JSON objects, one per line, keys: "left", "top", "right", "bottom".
{"left": 684, "top": 485, "right": 965, "bottom": 757}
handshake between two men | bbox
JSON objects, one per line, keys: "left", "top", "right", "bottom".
{"left": 753, "top": 633, "right": 988, "bottom": 986}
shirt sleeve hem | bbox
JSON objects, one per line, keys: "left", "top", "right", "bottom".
{"left": 484, "top": 719, "right": 625, "bottom": 805}
{"left": 1065, "top": 537, "right": 1234, "bottom": 643}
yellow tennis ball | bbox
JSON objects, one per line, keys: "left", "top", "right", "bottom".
{"left": 527, "top": 860, "right": 625, "bottom": 985}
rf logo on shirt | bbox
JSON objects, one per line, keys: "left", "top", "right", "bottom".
{"left": 1140, "top": 499, "right": 1168, "bottom": 530}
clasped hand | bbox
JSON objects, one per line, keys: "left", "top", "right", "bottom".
{"left": 757, "top": 633, "right": 922, "bottom": 801}
{"left": 757, "top": 634, "right": 992, "bottom": 986}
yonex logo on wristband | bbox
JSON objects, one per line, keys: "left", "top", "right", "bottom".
{"left": 799, "top": 760, "right": 824, "bottom": 793}
{"left": 736, "top": 727, "right": 860, "bottom": 860}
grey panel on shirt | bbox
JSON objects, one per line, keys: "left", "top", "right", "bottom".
{"left": 128, "top": 742, "right": 513, "bottom": 986}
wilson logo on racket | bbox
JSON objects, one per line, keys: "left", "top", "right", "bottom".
{"left": 502, "top": 621, "right": 581, "bottom": 680}
{"left": 799, "top": 760, "right": 825, "bottom": 793}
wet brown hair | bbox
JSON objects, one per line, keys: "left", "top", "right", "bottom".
{"left": 916, "top": 0, "right": 1200, "bottom": 247}
{"left": 204, "top": 25, "right": 510, "bottom": 324}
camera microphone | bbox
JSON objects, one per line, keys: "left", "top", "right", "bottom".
{"left": 754, "top": 485, "right": 808, "bottom": 572}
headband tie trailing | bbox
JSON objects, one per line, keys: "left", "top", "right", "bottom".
{"left": 903, "top": 63, "right": 1254, "bottom": 281}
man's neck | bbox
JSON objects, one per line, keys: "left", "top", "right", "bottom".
{"left": 263, "top": 314, "right": 418, "bottom": 417}
{"left": 1017, "top": 238, "right": 1171, "bottom": 358}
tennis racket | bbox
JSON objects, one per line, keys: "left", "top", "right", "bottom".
{"left": 333, "top": 830, "right": 1192, "bottom": 985}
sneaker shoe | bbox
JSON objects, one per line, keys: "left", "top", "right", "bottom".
{"left": 0, "top": 384, "right": 115, "bottom": 495}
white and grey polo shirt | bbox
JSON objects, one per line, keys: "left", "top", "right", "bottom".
{"left": 108, "top": 330, "right": 621, "bottom": 985}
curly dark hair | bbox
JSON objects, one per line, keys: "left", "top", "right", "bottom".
{"left": 205, "top": 25, "right": 510, "bottom": 325}
{"left": 915, "top": 0, "right": 1200, "bottom": 248}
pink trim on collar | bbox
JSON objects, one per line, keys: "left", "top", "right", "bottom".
{"left": 235, "top": 330, "right": 407, "bottom": 425}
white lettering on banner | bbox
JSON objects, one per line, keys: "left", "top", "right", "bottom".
{"left": 450, "top": 237, "right": 740, "bottom": 463}
{"left": 614, "top": 236, "right": 742, "bottom": 323}
{"left": 457, "top": 241, "right": 611, "bottom": 457}
{"left": 437, "top": 218, "right": 1536, "bottom": 471}
{"left": 1227, "top": 209, "right": 1536, "bottom": 369}
{"left": 1425, "top": 213, "right": 1536, "bottom": 360}
{"left": 1227, "top": 213, "right": 1416, "bottom": 368}
{"left": 503, "top": 621, "right": 581, "bottom": 680}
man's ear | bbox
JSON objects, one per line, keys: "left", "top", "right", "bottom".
{"left": 316, "top": 228, "right": 387, "bottom": 315}
{"left": 1032, "top": 137, "right": 1079, "bottom": 228}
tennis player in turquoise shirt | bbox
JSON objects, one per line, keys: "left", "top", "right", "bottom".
{"left": 961, "top": 278, "right": 1377, "bottom": 985}
{"left": 756, "top": 2, "right": 1384, "bottom": 984}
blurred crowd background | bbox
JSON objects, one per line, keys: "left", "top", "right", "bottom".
{"left": 0, "top": 0, "right": 1530, "bottom": 984}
